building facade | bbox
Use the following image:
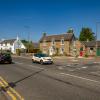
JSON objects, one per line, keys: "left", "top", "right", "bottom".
{"left": 0, "top": 37, "right": 26, "bottom": 54}
{"left": 80, "top": 41, "right": 100, "bottom": 56}
{"left": 40, "top": 33, "right": 76, "bottom": 56}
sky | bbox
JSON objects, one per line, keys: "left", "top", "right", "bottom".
{"left": 0, "top": 0, "right": 100, "bottom": 42}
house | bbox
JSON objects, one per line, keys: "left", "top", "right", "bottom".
{"left": 81, "top": 41, "right": 100, "bottom": 56}
{"left": 39, "top": 32, "right": 76, "bottom": 56}
{"left": 32, "top": 42, "right": 40, "bottom": 53}
{"left": 0, "top": 37, "right": 26, "bottom": 54}
{"left": 74, "top": 40, "right": 100, "bottom": 56}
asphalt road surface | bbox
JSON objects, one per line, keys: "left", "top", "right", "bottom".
{"left": 0, "top": 56, "right": 100, "bottom": 100}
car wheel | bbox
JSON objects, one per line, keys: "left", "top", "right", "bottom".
{"left": 40, "top": 60, "right": 44, "bottom": 65}
{"left": 8, "top": 61, "right": 12, "bottom": 64}
{"left": 51, "top": 62, "right": 53, "bottom": 64}
{"left": 32, "top": 59, "right": 35, "bottom": 63}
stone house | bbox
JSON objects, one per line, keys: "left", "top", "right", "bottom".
{"left": 81, "top": 41, "right": 100, "bottom": 56}
{"left": 39, "top": 33, "right": 76, "bottom": 56}
{"left": 74, "top": 40, "right": 100, "bottom": 56}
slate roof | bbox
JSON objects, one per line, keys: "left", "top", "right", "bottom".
{"left": 81, "top": 41, "right": 100, "bottom": 47}
{"left": 0, "top": 39, "right": 16, "bottom": 44}
{"left": 40, "top": 33, "right": 75, "bottom": 42}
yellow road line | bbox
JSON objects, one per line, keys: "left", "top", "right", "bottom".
{"left": 0, "top": 76, "right": 24, "bottom": 100}
{"left": 0, "top": 81, "right": 17, "bottom": 100}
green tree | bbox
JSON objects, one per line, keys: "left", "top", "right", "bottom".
{"left": 79, "top": 27, "right": 95, "bottom": 41}
{"left": 21, "top": 40, "right": 28, "bottom": 43}
{"left": 28, "top": 41, "right": 34, "bottom": 53}
{"left": 21, "top": 40, "right": 34, "bottom": 53}
{"left": 42, "top": 32, "right": 47, "bottom": 37}
{"left": 67, "top": 28, "right": 74, "bottom": 33}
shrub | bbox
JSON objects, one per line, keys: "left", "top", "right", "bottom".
{"left": 84, "top": 53, "right": 88, "bottom": 57}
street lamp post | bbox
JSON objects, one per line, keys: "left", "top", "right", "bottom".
{"left": 24, "top": 25, "right": 30, "bottom": 53}
{"left": 96, "top": 22, "right": 100, "bottom": 56}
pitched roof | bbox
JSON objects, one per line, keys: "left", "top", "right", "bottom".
{"left": 81, "top": 41, "right": 100, "bottom": 47}
{"left": 33, "top": 42, "right": 39, "bottom": 49}
{"left": 40, "top": 33, "right": 74, "bottom": 42}
{"left": 1, "top": 39, "right": 16, "bottom": 44}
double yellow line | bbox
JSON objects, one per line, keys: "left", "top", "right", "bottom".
{"left": 0, "top": 76, "right": 24, "bottom": 100}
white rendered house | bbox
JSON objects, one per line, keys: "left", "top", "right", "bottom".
{"left": 0, "top": 37, "right": 26, "bottom": 54}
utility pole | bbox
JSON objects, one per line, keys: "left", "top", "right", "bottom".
{"left": 24, "top": 25, "right": 30, "bottom": 53}
{"left": 96, "top": 22, "right": 100, "bottom": 56}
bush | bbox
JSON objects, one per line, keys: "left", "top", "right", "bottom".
{"left": 84, "top": 53, "right": 88, "bottom": 57}
{"left": 16, "top": 49, "right": 20, "bottom": 56}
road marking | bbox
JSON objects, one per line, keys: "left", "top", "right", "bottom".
{"left": 58, "top": 67, "right": 63, "bottom": 70}
{"left": 15, "top": 61, "right": 44, "bottom": 70}
{"left": 29, "top": 65, "right": 44, "bottom": 69}
{"left": 60, "top": 73, "right": 100, "bottom": 84}
{"left": 14, "top": 62, "right": 23, "bottom": 65}
{"left": 0, "top": 81, "right": 17, "bottom": 100}
{"left": 0, "top": 76, "right": 24, "bottom": 100}
{"left": 82, "top": 66, "right": 87, "bottom": 69}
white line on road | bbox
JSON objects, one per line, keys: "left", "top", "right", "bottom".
{"left": 60, "top": 73, "right": 100, "bottom": 84}
{"left": 15, "top": 61, "right": 44, "bottom": 70}
{"left": 82, "top": 66, "right": 87, "bottom": 69}
{"left": 29, "top": 65, "right": 44, "bottom": 69}
{"left": 14, "top": 62, "right": 23, "bottom": 65}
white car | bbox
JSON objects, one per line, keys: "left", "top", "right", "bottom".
{"left": 32, "top": 53, "right": 53, "bottom": 64}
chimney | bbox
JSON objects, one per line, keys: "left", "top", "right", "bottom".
{"left": 43, "top": 32, "right": 46, "bottom": 37}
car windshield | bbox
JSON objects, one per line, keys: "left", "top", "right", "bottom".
{"left": 38, "top": 54, "right": 48, "bottom": 57}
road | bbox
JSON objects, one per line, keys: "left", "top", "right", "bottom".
{"left": 0, "top": 56, "right": 100, "bottom": 100}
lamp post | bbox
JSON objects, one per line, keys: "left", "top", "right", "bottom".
{"left": 24, "top": 25, "right": 30, "bottom": 53}
{"left": 96, "top": 22, "right": 100, "bottom": 56}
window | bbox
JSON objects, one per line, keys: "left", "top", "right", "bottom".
{"left": 90, "top": 48, "right": 93, "bottom": 50}
{"left": 3, "top": 43, "right": 5, "bottom": 46}
{"left": 61, "top": 39, "right": 64, "bottom": 45}
{"left": 51, "top": 39, "right": 55, "bottom": 45}
{"left": 60, "top": 47, "right": 64, "bottom": 54}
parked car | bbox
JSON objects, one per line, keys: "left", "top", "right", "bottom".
{"left": 0, "top": 53, "right": 12, "bottom": 64}
{"left": 32, "top": 53, "right": 53, "bottom": 64}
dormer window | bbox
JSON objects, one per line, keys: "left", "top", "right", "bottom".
{"left": 61, "top": 39, "right": 64, "bottom": 45}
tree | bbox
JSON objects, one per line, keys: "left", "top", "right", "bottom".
{"left": 21, "top": 40, "right": 28, "bottom": 43}
{"left": 42, "top": 32, "right": 47, "bottom": 37}
{"left": 67, "top": 28, "right": 74, "bottom": 33}
{"left": 21, "top": 40, "right": 34, "bottom": 53}
{"left": 79, "top": 27, "right": 95, "bottom": 41}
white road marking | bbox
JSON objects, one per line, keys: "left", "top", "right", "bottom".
{"left": 15, "top": 61, "right": 44, "bottom": 70}
{"left": 58, "top": 67, "right": 63, "bottom": 70}
{"left": 82, "top": 66, "right": 87, "bottom": 69}
{"left": 29, "top": 65, "right": 44, "bottom": 69}
{"left": 15, "top": 62, "right": 23, "bottom": 65}
{"left": 90, "top": 71, "right": 100, "bottom": 76}
{"left": 60, "top": 73, "right": 100, "bottom": 84}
